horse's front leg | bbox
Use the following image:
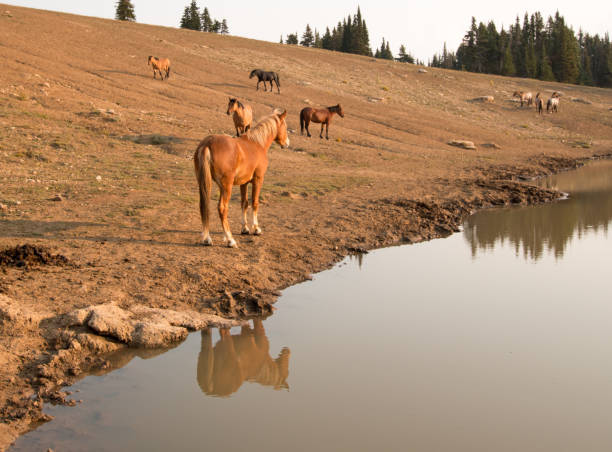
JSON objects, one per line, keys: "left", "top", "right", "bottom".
{"left": 240, "top": 183, "right": 250, "bottom": 235}
{"left": 326, "top": 123, "right": 330, "bottom": 140}
{"left": 256, "top": 80, "right": 260, "bottom": 91}
{"left": 251, "top": 176, "right": 264, "bottom": 236}
{"left": 235, "top": 126, "right": 240, "bottom": 137}
{"left": 319, "top": 123, "right": 325, "bottom": 139}
{"left": 218, "top": 180, "right": 237, "bottom": 248}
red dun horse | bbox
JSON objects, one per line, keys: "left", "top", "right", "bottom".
{"left": 226, "top": 98, "right": 253, "bottom": 137}
{"left": 148, "top": 56, "right": 171, "bottom": 80}
{"left": 513, "top": 91, "right": 533, "bottom": 107}
{"left": 300, "top": 104, "right": 344, "bottom": 139}
{"left": 194, "top": 110, "right": 290, "bottom": 248}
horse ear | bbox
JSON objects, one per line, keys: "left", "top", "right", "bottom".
{"left": 279, "top": 110, "right": 287, "bottom": 121}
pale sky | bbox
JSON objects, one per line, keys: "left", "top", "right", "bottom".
{"left": 2, "top": 1, "right": 611, "bottom": 61}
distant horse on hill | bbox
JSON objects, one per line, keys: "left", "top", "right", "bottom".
{"left": 194, "top": 110, "right": 290, "bottom": 248}
{"left": 513, "top": 91, "right": 533, "bottom": 107}
{"left": 547, "top": 96, "right": 559, "bottom": 113}
{"left": 148, "top": 56, "right": 171, "bottom": 80}
{"left": 226, "top": 98, "right": 253, "bottom": 137}
{"left": 300, "top": 104, "right": 344, "bottom": 140}
{"left": 249, "top": 69, "right": 280, "bottom": 93}
{"left": 535, "top": 93, "right": 544, "bottom": 115}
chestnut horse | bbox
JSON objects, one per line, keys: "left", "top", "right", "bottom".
{"left": 194, "top": 110, "right": 290, "bottom": 248}
{"left": 148, "top": 56, "right": 171, "bottom": 80}
{"left": 513, "top": 91, "right": 533, "bottom": 107}
{"left": 300, "top": 104, "right": 344, "bottom": 139}
{"left": 226, "top": 98, "right": 253, "bottom": 137}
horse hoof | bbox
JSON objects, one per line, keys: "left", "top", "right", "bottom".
{"left": 227, "top": 239, "right": 237, "bottom": 248}
{"left": 241, "top": 227, "right": 250, "bottom": 235}
{"left": 253, "top": 228, "right": 262, "bottom": 236}
{"left": 202, "top": 236, "right": 213, "bottom": 246}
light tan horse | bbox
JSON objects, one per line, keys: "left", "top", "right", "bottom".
{"left": 194, "top": 110, "right": 289, "bottom": 248}
{"left": 147, "top": 56, "right": 171, "bottom": 80}
{"left": 513, "top": 91, "right": 533, "bottom": 107}
{"left": 547, "top": 96, "right": 559, "bottom": 113}
{"left": 226, "top": 98, "right": 253, "bottom": 137}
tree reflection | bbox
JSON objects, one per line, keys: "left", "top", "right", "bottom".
{"left": 197, "top": 320, "right": 290, "bottom": 397}
{"left": 464, "top": 162, "right": 612, "bottom": 261}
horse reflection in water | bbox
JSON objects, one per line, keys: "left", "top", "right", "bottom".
{"left": 197, "top": 320, "right": 290, "bottom": 397}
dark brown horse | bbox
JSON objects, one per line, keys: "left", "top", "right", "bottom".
{"left": 147, "top": 56, "right": 170, "bottom": 80}
{"left": 535, "top": 93, "right": 544, "bottom": 115}
{"left": 194, "top": 110, "right": 289, "bottom": 248}
{"left": 249, "top": 69, "right": 280, "bottom": 93}
{"left": 300, "top": 104, "right": 344, "bottom": 139}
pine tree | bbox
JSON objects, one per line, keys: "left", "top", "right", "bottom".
{"left": 180, "top": 1, "right": 201, "bottom": 30}
{"left": 314, "top": 30, "right": 322, "bottom": 48}
{"left": 115, "top": 0, "right": 136, "bottom": 22}
{"left": 322, "top": 27, "right": 333, "bottom": 50}
{"left": 286, "top": 33, "right": 298, "bottom": 45}
{"left": 220, "top": 19, "right": 229, "bottom": 34}
{"left": 279, "top": 35, "right": 284, "bottom": 44}
{"left": 501, "top": 41, "right": 516, "bottom": 76}
{"left": 211, "top": 19, "right": 221, "bottom": 33}
{"left": 200, "top": 7, "right": 212, "bottom": 32}
{"left": 301, "top": 24, "right": 314, "bottom": 47}
{"left": 398, "top": 45, "right": 414, "bottom": 63}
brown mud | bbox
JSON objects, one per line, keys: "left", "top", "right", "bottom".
{"left": 1, "top": 5, "right": 612, "bottom": 450}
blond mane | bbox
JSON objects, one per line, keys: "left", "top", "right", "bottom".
{"left": 245, "top": 114, "right": 279, "bottom": 147}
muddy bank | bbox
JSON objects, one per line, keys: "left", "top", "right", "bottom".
{"left": 3, "top": 155, "right": 609, "bottom": 450}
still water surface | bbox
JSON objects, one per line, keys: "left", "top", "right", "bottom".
{"left": 13, "top": 160, "right": 612, "bottom": 451}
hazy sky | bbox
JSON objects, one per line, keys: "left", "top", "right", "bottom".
{"left": 3, "top": 1, "right": 611, "bottom": 60}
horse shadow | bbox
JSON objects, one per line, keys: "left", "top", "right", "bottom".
{"left": 197, "top": 319, "right": 290, "bottom": 397}
{"left": 206, "top": 82, "right": 250, "bottom": 90}
{"left": 0, "top": 219, "right": 201, "bottom": 248}
{"left": 99, "top": 69, "right": 150, "bottom": 79}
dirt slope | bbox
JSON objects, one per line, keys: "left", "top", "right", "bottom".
{"left": 1, "top": 4, "right": 611, "bottom": 448}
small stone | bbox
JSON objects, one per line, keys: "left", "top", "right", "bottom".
{"left": 417, "top": 68, "right": 428, "bottom": 73}
{"left": 50, "top": 194, "right": 63, "bottom": 202}
{"left": 448, "top": 140, "right": 477, "bottom": 150}
{"left": 481, "top": 143, "right": 501, "bottom": 150}
{"left": 96, "top": 175, "right": 102, "bottom": 181}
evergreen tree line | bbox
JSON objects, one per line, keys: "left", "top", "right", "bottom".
{"left": 281, "top": 7, "right": 417, "bottom": 64}
{"left": 429, "top": 12, "right": 612, "bottom": 88}
{"left": 180, "top": 1, "right": 229, "bottom": 34}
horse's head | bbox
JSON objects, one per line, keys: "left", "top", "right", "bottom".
{"left": 147, "top": 56, "right": 153, "bottom": 66}
{"left": 227, "top": 98, "right": 237, "bottom": 116}
{"left": 249, "top": 69, "right": 257, "bottom": 79}
{"left": 274, "top": 110, "right": 290, "bottom": 149}
{"left": 336, "top": 104, "right": 345, "bottom": 118}
{"left": 512, "top": 91, "right": 520, "bottom": 97}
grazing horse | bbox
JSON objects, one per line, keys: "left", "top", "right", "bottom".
{"left": 547, "top": 96, "right": 559, "bottom": 113}
{"left": 193, "top": 110, "right": 289, "bottom": 248}
{"left": 535, "top": 93, "right": 544, "bottom": 115}
{"left": 513, "top": 91, "right": 533, "bottom": 107}
{"left": 226, "top": 98, "right": 253, "bottom": 137}
{"left": 249, "top": 69, "right": 280, "bottom": 93}
{"left": 148, "top": 56, "right": 171, "bottom": 80}
{"left": 300, "top": 104, "right": 344, "bottom": 140}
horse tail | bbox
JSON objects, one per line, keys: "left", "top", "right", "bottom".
{"left": 275, "top": 73, "right": 280, "bottom": 87}
{"left": 300, "top": 110, "right": 304, "bottom": 135}
{"left": 194, "top": 140, "right": 213, "bottom": 235}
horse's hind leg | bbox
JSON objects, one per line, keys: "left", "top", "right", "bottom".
{"left": 251, "top": 176, "right": 263, "bottom": 236}
{"left": 218, "top": 180, "right": 237, "bottom": 247}
{"left": 305, "top": 119, "right": 311, "bottom": 138}
{"left": 319, "top": 123, "right": 325, "bottom": 139}
{"left": 326, "top": 123, "right": 330, "bottom": 140}
{"left": 240, "top": 183, "right": 250, "bottom": 235}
